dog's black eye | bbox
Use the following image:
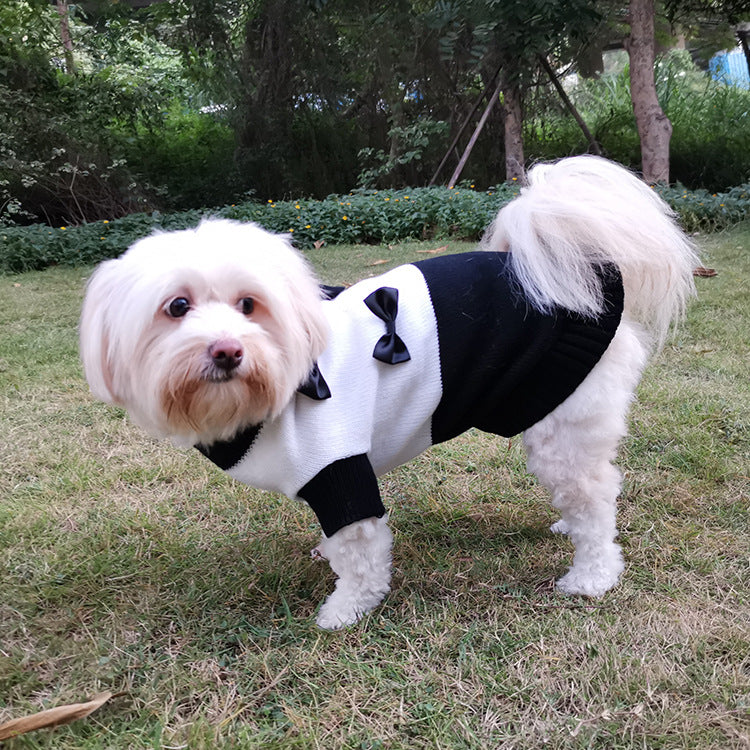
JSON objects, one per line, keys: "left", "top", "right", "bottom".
{"left": 167, "top": 297, "right": 191, "bottom": 318}
{"left": 239, "top": 297, "right": 254, "bottom": 315}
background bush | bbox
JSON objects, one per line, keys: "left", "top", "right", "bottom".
{"left": 525, "top": 51, "right": 750, "bottom": 193}
{"left": 2, "top": 3, "right": 749, "bottom": 229}
{"left": 1, "top": 182, "right": 747, "bottom": 274}
{"left": 120, "top": 107, "right": 240, "bottom": 212}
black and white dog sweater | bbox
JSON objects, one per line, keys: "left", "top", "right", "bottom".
{"left": 197, "top": 251, "right": 624, "bottom": 537}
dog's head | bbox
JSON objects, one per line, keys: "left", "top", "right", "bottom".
{"left": 80, "top": 219, "right": 328, "bottom": 445}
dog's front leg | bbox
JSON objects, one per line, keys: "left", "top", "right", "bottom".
{"left": 312, "top": 515, "right": 393, "bottom": 630}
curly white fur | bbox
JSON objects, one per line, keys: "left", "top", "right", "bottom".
{"left": 80, "top": 156, "right": 699, "bottom": 630}
{"left": 312, "top": 516, "right": 393, "bottom": 629}
{"left": 483, "top": 156, "right": 699, "bottom": 346}
{"left": 80, "top": 221, "right": 328, "bottom": 445}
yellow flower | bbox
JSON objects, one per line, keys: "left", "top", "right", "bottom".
{"left": 102, "top": 220, "right": 109, "bottom": 224}
{"left": 268, "top": 199, "right": 273, "bottom": 203}
{"left": 60, "top": 226, "right": 66, "bottom": 230}
{"left": 342, "top": 216, "right": 348, "bottom": 221}
{"left": 512, "top": 177, "right": 517, "bottom": 181}
{"left": 305, "top": 224, "right": 311, "bottom": 229}
{"left": 384, "top": 197, "right": 390, "bottom": 202}
{"left": 295, "top": 204, "right": 300, "bottom": 209}
{"left": 289, "top": 228, "right": 294, "bottom": 232}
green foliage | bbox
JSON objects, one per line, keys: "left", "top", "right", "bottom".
{"left": 428, "top": 0, "right": 601, "bottom": 83}
{"left": 661, "top": 53, "right": 750, "bottom": 191}
{"left": 526, "top": 63, "right": 641, "bottom": 167}
{"left": 656, "top": 183, "right": 750, "bottom": 232}
{"left": 225, "top": 183, "right": 520, "bottom": 247}
{"left": 2, "top": 181, "right": 747, "bottom": 274}
{"left": 235, "top": 107, "right": 366, "bottom": 200}
{"left": 0, "top": 63, "right": 163, "bottom": 226}
{"left": 120, "top": 107, "right": 240, "bottom": 211}
{"left": 0, "top": 0, "right": 212, "bottom": 226}
{"left": 357, "top": 118, "right": 450, "bottom": 189}
{"left": 526, "top": 51, "right": 750, "bottom": 191}
{"left": 1, "top": 0, "right": 749, "bottom": 225}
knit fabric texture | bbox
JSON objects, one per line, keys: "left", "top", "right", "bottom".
{"left": 197, "top": 252, "right": 624, "bottom": 536}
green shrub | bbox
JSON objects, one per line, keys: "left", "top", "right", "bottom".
{"left": 668, "top": 83, "right": 750, "bottom": 192}
{"left": 119, "top": 108, "right": 241, "bottom": 212}
{"left": 657, "top": 183, "right": 750, "bottom": 233}
{"left": 223, "top": 182, "right": 521, "bottom": 248}
{"left": 526, "top": 51, "right": 750, "bottom": 191}
{"left": 1, "top": 180, "right": 747, "bottom": 274}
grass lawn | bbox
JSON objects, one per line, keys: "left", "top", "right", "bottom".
{"left": 0, "top": 227, "right": 748, "bottom": 749}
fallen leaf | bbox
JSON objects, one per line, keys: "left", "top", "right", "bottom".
{"left": 0, "top": 692, "right": 117, "bottom": 740}
{"left": 366, "top": 259, "right": 390, "bottom": 266}
{"left": 416, "top": 246, "right": 448, "bottom": 255}
{"left": 693, "top": 267, "right": 717, "bottom": 277}
{"left": 313, "top": 240, "right": 325, "bottom": 250}
{"left": 13, "top": 283, "right": 21, "bottom": 288}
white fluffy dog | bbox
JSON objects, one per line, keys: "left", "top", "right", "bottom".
{"left": 80, "top": 157, "right": 699, "bottom": 630}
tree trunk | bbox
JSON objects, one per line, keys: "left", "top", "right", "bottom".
{"left": 577, "top": 39, "right": 604, "bottom": 79}
{"left": 500, "top": 74, "right": 524, "bottom": 183}
{"left": 56, "top": 0, "right": 76, "bottom": 75}
{"left": 736, "top": 25, "right": 750, "bottom": 81}
{"left": 627, "top": 0, "right": 671, "bottom": 184}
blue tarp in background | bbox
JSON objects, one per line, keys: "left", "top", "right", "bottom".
{"left": 709, "top": 47, "right": 750, "bottom": 89}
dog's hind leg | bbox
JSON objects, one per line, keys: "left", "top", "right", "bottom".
{"left": 522, "top": 323, "right": 649, "bottom": 597}
{"left": 313, "top": 515, "right": 393, "bottom": 630}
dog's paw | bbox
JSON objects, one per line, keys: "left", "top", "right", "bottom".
{"left": 550, "top": 519, "right": 571, "bottom": 535}
{"left": 316, "top": 592, "right": 365, "bottom": 630}
{"left": 555, "top": 557, "right": 624, "bottom": 598}
{"left": 315, "top": 584, "right": 388, "bottom": 631}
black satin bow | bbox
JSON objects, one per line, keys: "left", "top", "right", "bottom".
{"left": 297, "top": 362, "right": 331, "bottom": 400}
{"left": 364, "top": 286, "right": 411, "bottom": 365}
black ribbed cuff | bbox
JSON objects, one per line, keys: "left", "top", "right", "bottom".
{"left": 298, "top": 454, "right": 386, "bottom": 537}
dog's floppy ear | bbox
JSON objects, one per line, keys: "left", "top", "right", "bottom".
{"left": 279, "top": 241, "right": 329, "bottom": 362}
{"left": 255, "top": 228, "right": 329, "bottom": 366}
{"left": 79, "top": 259, "right": 125, "bottom": 405}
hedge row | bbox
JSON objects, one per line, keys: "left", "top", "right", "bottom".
{"left": 1, "top": 182, "right": 748, "bottom": 274}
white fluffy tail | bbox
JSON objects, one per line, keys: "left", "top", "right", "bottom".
{"left": 482, "top": 156, "right": 700, "bottom": 347}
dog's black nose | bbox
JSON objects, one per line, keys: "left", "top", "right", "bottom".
{"left": 209, "top": 339, "right": 243, "bottom": 372}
